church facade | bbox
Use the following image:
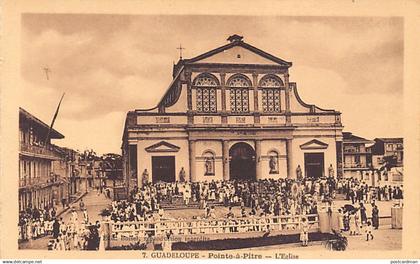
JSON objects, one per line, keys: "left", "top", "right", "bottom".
{"left": 122, "top": 35, "right": 344, "bottom": 190}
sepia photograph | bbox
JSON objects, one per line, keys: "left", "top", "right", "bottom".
{"left": 1, "top": 0, "right": 419, "bottom": 261}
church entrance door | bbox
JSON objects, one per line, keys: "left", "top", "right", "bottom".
{"left": 229, "top": 142, "right": 256, "bottom": 181}
{"left": 304, "top": 153, "right": 324, "bottom": 179}
{"left": 152, "top": 156, "right": 175, "bottom": 183}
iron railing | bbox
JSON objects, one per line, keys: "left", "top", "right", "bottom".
{"left": 19, "top": 143, "right": 60, "bottom": 158}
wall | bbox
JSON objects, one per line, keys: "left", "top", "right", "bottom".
{"left": 165, "top": 83, "right": 188, "bottom": 112}
{"left": 289, "top": 85, "right": 311, "bottom": 113}
{"left": 195, "top": 46, "right": 280, "bottom": 65}
{"left": 344, "top": 170, "right": 363, "bottom": 179}
{"left": 194, "top": 140, "right": 223, "bottom": 182}
{"left": 260, "top": 140, "right": 287, "bottom": 179}
{"left": 290, "top": 135, "right": 338, "bottom": 178}
{"left": 136, "top": 139, "right": 189, "bottom": 183}
{"left": 137, "top": 115, "right": 188, "bottom": 125}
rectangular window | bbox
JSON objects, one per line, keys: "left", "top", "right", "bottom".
{"left": 230, "top": 88, "right": 249, "bottom": 113}
{"left": 262, "top": 89, "right": 281, "bottom": 112}
{"left": 129, "top": 145, "right": 138, "bottom": 178}
{"left": 196, "top": 88, "right": 217, "bottom": 113}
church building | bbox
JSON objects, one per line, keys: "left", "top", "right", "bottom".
{"left": 122, "top": 35, "right": 344, "bottom": 190}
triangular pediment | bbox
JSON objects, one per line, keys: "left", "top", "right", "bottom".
{"left": 145, "top": 141, "right": 180, "bottom": 152}
{"left": 186, "top": 40, "right": 292, "bottom": 67}
{"left": 300, "top": 139, "right": 329, "bottom": 150}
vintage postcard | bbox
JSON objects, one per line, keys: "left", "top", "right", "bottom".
{"left": 1, "top": 0, "right": 419, "bottom": 260}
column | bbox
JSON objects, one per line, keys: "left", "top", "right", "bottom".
{"left": 335, "top": 141, "right": 343, "bottom": 178}
{"left": 286, "top": 139, "right": 293, "bottom": 179}
{"left": 222, "top": 140, "right": 230, "bottom": 181}
{"left": 252, "top": 73, "right": 260, "bottom": 124}
{"left": 186, "top": 71, "right": 192, "bottom": 111}
{"left": 220, "top": 72, "right": 227, "bottom": 124}
{"left": 284, "top": 72, "right": 291, "bottom": 125}
{"left": 371, "top": 170, "right": 376, "bottom": 187}
{"left": 255, "top": 140, "right": 262, "bottom": 180}
{"left": 104, "top": 222, "right": 111, "bottom": 249}
{"left": 186, "top": 71, "right": 193, "bottom": 124}
{"left": 189, "top": 140, "right": 196, "bottom": 182}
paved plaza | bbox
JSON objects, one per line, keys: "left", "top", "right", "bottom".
{"left": 229, "top": 224, "right": 401, "bottom": 251}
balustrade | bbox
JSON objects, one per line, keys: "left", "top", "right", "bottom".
{"left": 105, "top": 214, "right": 319, "bottom": 242}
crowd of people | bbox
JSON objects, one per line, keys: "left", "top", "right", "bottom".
{"left": 107, "top": 177, "right": 403, "bottom": 245}
{"left": 129, "top": 177, "right": 341, "bottom": 212}
{"left": 337, "top": 202, "right": 380, "bottom": 241}
{"left": 18, "top": 205, "right": 58, "bottom": 241}
{"left": 18, "top": 198, "right": 104, "bottom": 251}
{"left": 18, "top": 175, "right": 404, "bottom": 249}
{"left": 338, "top": 177, "right": 403, "bottom": 205}
{"left": 105, "top": 178, "right": 341, "bottom": 243}
{"left": 119, "top": 178, "right": 339, "bottom": 221}
{"left": 45, "top": 214, "right": 104, "bottom": 251}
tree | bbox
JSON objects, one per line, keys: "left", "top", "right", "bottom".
{"left": 380, "top": 155, "right": 399, "bottom": 171}
{"left": 101, "top": 153, "right": 123, "bottom": 187}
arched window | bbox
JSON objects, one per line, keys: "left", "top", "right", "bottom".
{"left": 259, "top": 75, "right": 283, "bottom": 113}
{"left": 202, "top": 150, "right": 215, "bottom": 176}
{"left": 194, "top": 73, "right": 218, "bottom": 113}
{"left": 228, "top": 74, "right": 251, "bottom": 113}
{"left": 268, "top": 150, "right": 279, "bottom": 174}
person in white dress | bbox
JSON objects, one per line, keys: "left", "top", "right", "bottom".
{"left": 83, "top": 209, "right": 89, "bottom": 224}
{"left": 162, "top": 232, "right": 173, "bottom": 251}
{"left": 365, "top": 221, "right": 374, "bottom": 241}
{"left": 97, "top": 221, "right": 106, "bottom": 251}
{"left": 300, "top": 217, "right": 309, "bottom": 246}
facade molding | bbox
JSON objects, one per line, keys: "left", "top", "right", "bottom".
{"left": 299, "top": 139, "right": 329, "bottom": 150}
{"left": 145, "top": 141, "right": 181, "bottom": 153}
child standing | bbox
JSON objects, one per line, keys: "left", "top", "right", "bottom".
{"left": 365, "top": 221, "right": 374, "bottom": 241}
{"left": 300, "top": 217, "right": 309, "bottom": 246}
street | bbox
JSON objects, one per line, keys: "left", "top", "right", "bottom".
{"left": 18, "top": 190, "right": 111, "bottom": 250}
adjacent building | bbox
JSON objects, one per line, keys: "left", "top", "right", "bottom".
{"left": 370, "top": 138, "right": 404, "bottom": 169}
{"left": 19, "top": 108, "right": 67, "bottom": 211}
{"left": 369, "top": 138, "right": 404, "bottom": 184}
{"left": 342, "top": 132, "right": 374, "bottom": 179}
{"left": 122, "top": 35, "right": 344, "bottom": 190}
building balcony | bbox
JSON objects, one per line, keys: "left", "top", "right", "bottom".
{"left": 343, "top": 163, "right": 370, "bottom": 170}
{"left": 392, "top": 174, "right": 403, "bottom": 182}
{"left": 19, "top": 176, "right": 65, "bottom": 189}
{"left": 343, "top": 149, "right": 371, "bottom": 154}
{"left": 19, "top": 143, "right": 61, "bottom": 160}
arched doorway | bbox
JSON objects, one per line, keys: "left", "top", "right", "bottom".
{"left": 229, "top": 142, "right": 256, "bottom": 181}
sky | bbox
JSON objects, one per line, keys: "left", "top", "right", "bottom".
{"left": 21, "top": 15, "right": 403, "bottom": 154}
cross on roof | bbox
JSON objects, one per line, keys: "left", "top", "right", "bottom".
{"left": 177, "top": 44, "right": 185, "bottom": 59}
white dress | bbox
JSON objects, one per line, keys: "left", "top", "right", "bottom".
{"left": 98, "top": 225, "right": 106, "bottom": 251}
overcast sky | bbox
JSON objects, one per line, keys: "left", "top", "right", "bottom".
{"left": 21, "top": 15, "right": 403, "bottom": 154}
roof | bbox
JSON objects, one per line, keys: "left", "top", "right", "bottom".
{"left": 19, "top": 107, "right": 64, "bottom": 139}
{"left": 136, "top": 35, "right": 292, "bottom": 112}
{"left": 343, "top": 132, "right": 373, "bottom": 144}
{"left": 136, "top": 65, "right": 184, "bottom": 112}
{"left": 183, "top": 35, "right": 292, "bottom": 67}
{"left": 375, "top": 138, "right": 403, "bottom": 143}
